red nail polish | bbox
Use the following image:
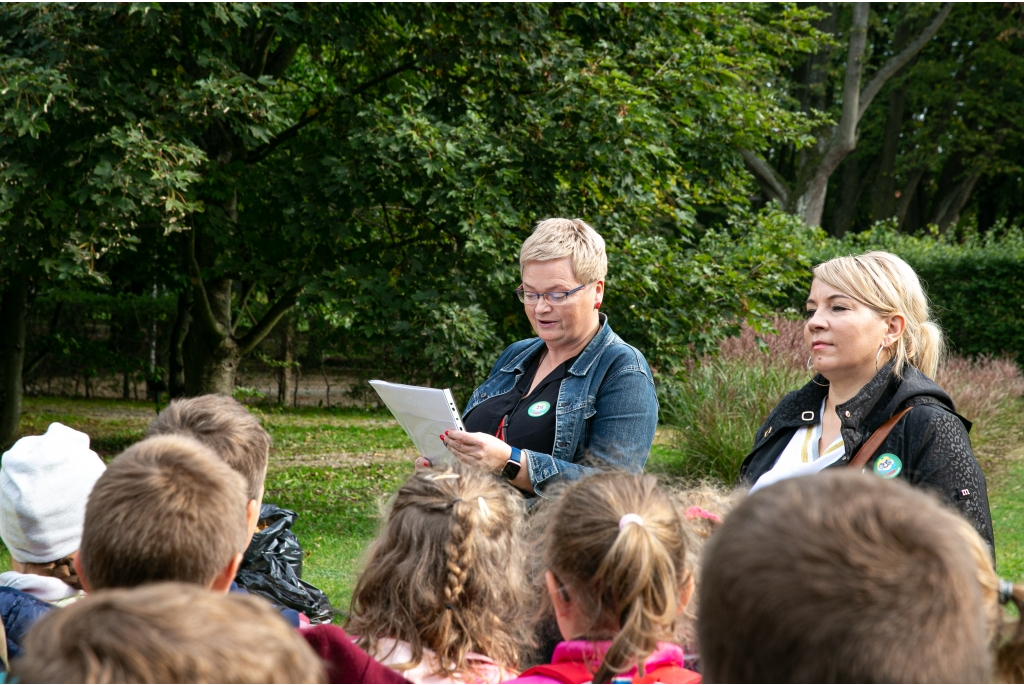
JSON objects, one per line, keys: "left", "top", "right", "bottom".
{"left": 445, "top": 430, "right": 450, "bottom": 436}
{"left": 439, "top": 435, "right": 445, "bottom": 441}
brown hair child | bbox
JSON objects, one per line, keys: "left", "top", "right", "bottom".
{"left": 147, "top": 395, "right": 271, "bottom": 541}
{"left": 698, "top": 470, "right": 991, "bottom": 683}
{"left": 511, "top": 472, "right": 699, "bottom": 684}
{"left": 9, "top": 582, "right": 325, "bottom": 683}
{"left": 346, "top": 462, "right": 529, "bottom": 683}
{"left": 73, "top": 435, "right": 250, "bottom": 592}
{"left": 671, "top": 482, "right": 741, "bottom": 666}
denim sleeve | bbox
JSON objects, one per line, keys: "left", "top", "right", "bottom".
{"left": 527, "top": 367, "right": 659, "bottom": 497}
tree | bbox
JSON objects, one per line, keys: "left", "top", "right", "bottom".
{"left": 815, "top": 3, "right": 1024, "bottom": 236}
{"left": 741, "top": 2, "right": 952, "bottom": 227}
{"left": 0, "top": 4, "right": 202, "bottom": 446}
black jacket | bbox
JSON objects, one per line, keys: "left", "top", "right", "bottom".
{"left": 739, "top": 361, "right": 994, "bottom": 549}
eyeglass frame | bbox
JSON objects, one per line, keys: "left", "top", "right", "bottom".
{"left": 515, "top": 282, "right": 590, "bottom": 305}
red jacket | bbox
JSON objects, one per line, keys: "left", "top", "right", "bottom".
{"left": 302, "top": 624, "right": 409, "bottom": 684}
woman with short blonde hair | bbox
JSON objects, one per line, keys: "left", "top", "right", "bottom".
{"left": 438, "top": 218, "right": 658, "bottom": 500}
{"left": 740, "top": 250, "right": 992, "bottom": 547}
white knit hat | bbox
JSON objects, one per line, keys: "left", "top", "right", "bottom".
{"left": 0, "top": 422, "right": 106, "bottom": 563}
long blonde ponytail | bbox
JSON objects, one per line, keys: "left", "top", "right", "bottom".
{"left": 813, "top": 251, "right": 945, "bottom": 378}
{"left": 542, "top": 473, "right": 688, "bottom": 683}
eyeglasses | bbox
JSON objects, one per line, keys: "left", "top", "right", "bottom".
{"left": 515, "top": 283, "right": 588, "bottom": 305}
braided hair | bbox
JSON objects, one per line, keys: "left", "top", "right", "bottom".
{"left": 347, "top": 463, "right": 529, "bottom": 680}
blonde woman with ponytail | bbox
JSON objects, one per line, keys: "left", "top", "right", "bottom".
{"left": 508, "top": 473, "right": 700, "bottom": 684}
{"left": 740, "top": 251, "right": 992, "bottom": 547}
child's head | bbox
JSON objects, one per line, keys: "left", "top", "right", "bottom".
{"left": 670, "top": 483, "right": 739, "bottom": 648}
{"left": 10, "top": 581, "right": 325, "bottom": 683}
{"left": 148, "top": 395, "right": 270, "bottom": 537}
{"left": 75, "top": 435, "right": 250, "bottom": 593}
{"left": 347, "top": 462, "right": 529, "bottom": 680}
{"left": 541, "top": 472, "right": 690, "bottom": 684}
{"left": 698, "top": 470, "right": 991, "bottom": 683}
{"left": 0, "top": 423, "right": 106, "bottom": 587}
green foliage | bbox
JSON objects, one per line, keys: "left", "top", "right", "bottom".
{"left": 609, "top": 205, "right": 820, "bottom": 374}
{"left": 654, "top": 358, "right": 808, "bottom": 483}
{"left": 811, "top": 222, "right": 1024, "bottom": 364}
{"left": 22, "top": 287, "right": 177, "bottom": 395}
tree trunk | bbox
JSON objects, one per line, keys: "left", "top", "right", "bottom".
{"left": 0, "top": 273, "right": 29, "bottom": 449}
{"left": 741, "top": 4, "right": 952, "bottom": 227}
{"left": 896, "top": 167, "right": 926, "bottom": 229}
{"left": 931, "top": 171, "right": 981, "bottom": 232}
{"left": 793, "top": 3, "right": 839, "bottom": 113}
{"left": 183, "top": 276, "right": 240, "bottom": 397}
{"left": 277, "top": 314, "right": 294, "bottom": 405}
{"left": 871, "top": 85, "right": 908, "bottom": 222}
{"left": 168, "top": 290, "right": 191, "bottom": 398}
{"left": 831, "top": 155, "right": 875, "bottom": 237}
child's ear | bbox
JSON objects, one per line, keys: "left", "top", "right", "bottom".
{"left": 545, "top": 570, "right": 571, "bottom": 617}
{"left": 209, "top": 552, "right": 244, "bottom": 594}
{"left": 245, "top": 499, "right": 260, "bottom": 541}
{"left": 73, "top": 554, "right": 91, "bottom": 594}
{"left": 679, "top": 573, "right": 695, "bottom": 612}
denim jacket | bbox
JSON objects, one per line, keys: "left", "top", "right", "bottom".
{"left": 463, "top": 315, "right": 659, "bottom": 497}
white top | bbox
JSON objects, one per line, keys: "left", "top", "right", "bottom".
{"left": 365, "top": 637, "right": 515, "bottom": 684}
{"left": 750, "top": 399, "right": 845, "bottom": 494}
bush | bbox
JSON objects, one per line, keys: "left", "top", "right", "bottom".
{"left": 656, "top": 320, "right": 808, "bottom": 483}
{"left": 609, "top": 205, "right": 819, "bottom": 374}
{"left": 809, "top": 222, "right": 1024, "bottom": 364}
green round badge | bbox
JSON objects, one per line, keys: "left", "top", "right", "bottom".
{"left": 872, "top": 453, "right": 903, "bottom": 479}
{"left": 527, "top": 401, "right": 551, "bottom": 418}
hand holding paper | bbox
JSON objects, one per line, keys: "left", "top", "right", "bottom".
{"left": 368, "top": 380, "right": 465, "bottom": 464}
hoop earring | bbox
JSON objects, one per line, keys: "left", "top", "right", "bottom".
{"left": 875, "top": 344, "right": 885, "bottom": 373}
{"left": 807, "top": 356, "right": 829, "bottom": 386}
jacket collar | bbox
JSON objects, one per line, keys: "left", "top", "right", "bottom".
{"left": 771, "top": 360, "right": 899, "bottom": 431}
{"left": 500, "top": 313, "right": 612, "bottom": 376}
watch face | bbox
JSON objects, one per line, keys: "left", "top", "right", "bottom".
{"left": 500, "top": 460, "right": 522, "bottom": 480}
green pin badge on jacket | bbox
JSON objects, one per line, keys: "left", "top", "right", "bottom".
{"left": 873, "top": 453, "right": 903, "bottom": 479}
{"left": 527, "top": 401, "right": 551, "bottom": 417}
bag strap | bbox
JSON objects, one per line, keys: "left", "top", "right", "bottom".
{"left": 848, "top": 406, "right": 913, "bottom": 470}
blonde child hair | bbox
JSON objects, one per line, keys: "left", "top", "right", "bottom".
{"left": 542, "top": 472, "right": 689, "bottom": 683}
{"left": 346, "top": 463, "right": 530, "bottom": 681}
{"left": 813, "top": 250, "right": 945, "bottom": 378}
{"left": 670, "top": 482, "right": 741, "bottom": 648}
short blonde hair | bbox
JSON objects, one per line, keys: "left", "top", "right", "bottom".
{"left": 813, "top": 251, "right": 945, "bottom": 378}
{"left": 519, "top": 218, "right": 607, "bottom": 284}
{"left": 11, "top": 582, "right": 325, "bottom": 683}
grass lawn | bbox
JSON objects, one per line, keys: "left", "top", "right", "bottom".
{"left": 6, "top": 394, "right": 1024, "bottom": 617}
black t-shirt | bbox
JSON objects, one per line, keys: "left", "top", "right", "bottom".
{"left": 463, "top": 352, "right": 579, "bottom": 456}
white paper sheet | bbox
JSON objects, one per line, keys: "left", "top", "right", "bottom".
{"left": 369, "top": 380, "right": 465, "bottom": 463}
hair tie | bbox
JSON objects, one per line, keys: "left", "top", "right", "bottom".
{"left": 685, "top": 506, "right": 722, "bottom": 523}
{"left": 618, "top": 513, "right": 644, "bottom": 529}
{"left": 444, "top": 603, "right": 454, "bottom": 611}
{"left": 448, "top": 497, "right": 462, "bottom": 510}
{"left": 999, "top": 578, "right": 1015, "bottom": 605}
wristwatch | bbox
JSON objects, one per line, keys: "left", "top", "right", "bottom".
{"left": 500, "top": 446, "right": 522, "bottom": 480}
